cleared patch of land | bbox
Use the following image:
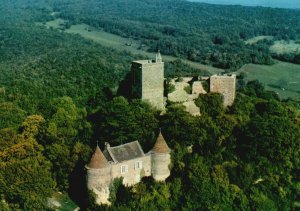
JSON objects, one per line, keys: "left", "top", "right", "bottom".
{"left": 45, "top": 18, "right": 65, "bottom": 29}
{"left": 270, "top": 40, "right": 300, "bottom": 54}
{"left": 245, "top": 36, "right": 273, "bottom": 45}
{"left": 237, "top": 61, "right": 300, "bottom": 99}
{"left": 41, "top": 19, "right": 224, "bottom": 75}
{"left": 66, "top": 24, "right": 142, "bottom": 51}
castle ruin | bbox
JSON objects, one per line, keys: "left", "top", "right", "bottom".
{"left": 131, "top": 52, "right": 165, "bottom": 110}
{"left": 210, "top": 74, "right": 236, "bottom": 106}
{"left": 86, "top": 132, "right": 171, "bottom": 205}
{"left": 130, "top": 53, "right": 236, "bottom": 113}
{"left": 167, "top": 74, "right": 236, "bottom": 115}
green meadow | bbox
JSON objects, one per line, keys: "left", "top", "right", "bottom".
{"left": 237, "top": 61, "right": 300, "bottom": 99}
{"left": 270, "top": 40, "right": 300, "bottom": 54}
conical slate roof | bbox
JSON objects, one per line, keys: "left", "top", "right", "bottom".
{"left": 87, "top": 146, "right": 109, "bottom": 169}
{"left": 152, "top": 131, "right": 171, "bottom": 154}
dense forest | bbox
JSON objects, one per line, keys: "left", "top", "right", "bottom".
{"left": 50, "top": 0, "right": 300, "bottom": 70}
{"left": 0, "top": 0, "right": 300, "bottom": 210}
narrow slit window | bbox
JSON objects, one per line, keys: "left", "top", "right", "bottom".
{"left": 135, "top": 161, "right": 142, "bottom": 170}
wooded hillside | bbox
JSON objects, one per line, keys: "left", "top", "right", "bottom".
{"left": 0, "top": 1, "right": 299, "bottom": 210}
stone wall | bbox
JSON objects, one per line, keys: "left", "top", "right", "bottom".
{"left": 86, "top": 166, "right": 111, "bottom": 204}
{"left": 151, "top": 153, "right": 171, "bottom": 181}
{"left": 111, "top": 155, "right": 151, "bottom": 186}
{"left": 132, "top": 60, "right": 164, "bottom": 110}
{"left": 210, "top": 74, "right": 236, "bottom": 106}
{"left": 192, "top": 81, "right": 207, "bottom": 95}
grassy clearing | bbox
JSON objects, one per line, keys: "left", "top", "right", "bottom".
{"left": 245, "top": 36, "right": 273, "bottom": 45}
{"left": 44, "top": 18, "right": 65, "bottom": 28}
{"left": 42, "top": 19, "right": 224, "bottom": 75}
{"left": 270, "top": 40, "right": 300, "bottom": 54}
{"left": 236, "top": 61, "right": 300, "bottom": 99}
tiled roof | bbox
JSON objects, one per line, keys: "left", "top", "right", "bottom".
{"left": 152, "top": 132, "right": 171, "bottom": 154}
{"left": 106, "top": 141, "right": 145, "bottom": 163}
{"left": 87, "top": 146, "right": 109, "bottom": 169}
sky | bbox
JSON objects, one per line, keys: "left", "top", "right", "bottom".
{"left": 189, "top": 0, "right": 300, "bottom": 9}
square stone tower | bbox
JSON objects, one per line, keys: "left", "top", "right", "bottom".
{"left": 131, "top": 52, "right": 164, "bottom": 110}
{"left": 210, "top": 74, "right": 236, "bottom": 106}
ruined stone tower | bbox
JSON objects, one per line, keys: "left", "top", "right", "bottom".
{"left": 131, "top": 52, "right": 164, "bottom": 110}
{"left": 210, "top": 74, "right": 236, "bottom": 106}
{"left": 86, "top": 132, "right": 171, "bottom": 205}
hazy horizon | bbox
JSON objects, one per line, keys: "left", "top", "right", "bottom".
{"left": 188, "top": 0, "right": 300, "bottom": 9}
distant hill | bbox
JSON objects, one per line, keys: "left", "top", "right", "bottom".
{"left": 188, "top": 0, "right": 300, "bottom": 9}
{"left": 49, "top": 0, "right": 300, "bottom": 70}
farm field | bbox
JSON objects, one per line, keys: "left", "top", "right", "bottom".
{"left": 42, "top": 19, "right": 224, "bottom": 75}
{"left": 237, "top": 61, "right": 300, "bottom": 99}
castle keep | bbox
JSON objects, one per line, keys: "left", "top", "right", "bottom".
{"left": 131, "top": 52, "right": 165, "bottom": 110}
{"left": 210, "top": 74, "right": 236, "bottom": 106}
{"left": 86, "top": 132, "right": 171, "bottom": 205}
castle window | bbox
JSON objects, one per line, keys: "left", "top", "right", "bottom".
{"left": 121, "top": 165, "right": 128, "bottom": 174}
{"left": 135, "top": 161, "right": 142, "bottom": 170}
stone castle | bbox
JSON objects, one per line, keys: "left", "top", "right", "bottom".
{"left": 131, "top": 52, "right": 236, "bottom": 113}
{"left": 131, "top": 52, "right": 165, "bottom": 110}
{"left": 86, "top": 53, "right": 236, "bottom": 205}
{"left": 86, "top": 132, "right": 171, "bottom": 205}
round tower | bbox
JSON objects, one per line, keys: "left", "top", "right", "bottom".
{"left": 85, "top": 145, "right": 111, "bottom": 205}
{"left": 151, "top": 131, "right": 171, "bottom": 181}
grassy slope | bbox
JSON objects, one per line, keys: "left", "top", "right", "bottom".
{"left": 270, "top": 40, "right": 300, "bottom": 54}
{"left": 237, "top": 61, "right": 300, "bottom": 99}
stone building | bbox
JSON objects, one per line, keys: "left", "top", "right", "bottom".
{"left": 166, "top": 74, "right": 236, "bottom": 115}
{"left": 86, "top": 132, "right": 171, "bottom": 205}
{"left": 129, "top": 52, "right": 236, "bottom": 112}
{"left": 210, "top": 74, "right": 236, "bottom": 106}
{"left": 131, "top": 52, "right": 165, "bottom": 110}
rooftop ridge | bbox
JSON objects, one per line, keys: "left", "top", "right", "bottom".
{"left": 108, "top": 140, "right": 140, "bottom": 149}
{"left": 106, "top": 140, "right": 145, "bottom": 163}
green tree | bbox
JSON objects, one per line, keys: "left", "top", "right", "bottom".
{"left": 92, "top": 97, "right": 158, "bottom": 149}
{"left": 0, "top": 136, "right": 56, "bottom": 210}
{"left": 0, "top": 102, "right": 26, "bottom": 130}
{"left": 195, "top": 93, "right": 224, "bottom": 117}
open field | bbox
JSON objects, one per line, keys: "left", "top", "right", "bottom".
{"left": 45, "top": 18, "right": 65, "bottom": 29}
{"left": 41, "top": 19, "right": 224, "bottom": 75}
{"left": 245, "top": 36, "right": 273, "bottom": 45}
{"left": 236, "top": 61, "right": 300, "bottom": 99}
{"left": 270, "top": 40, "right": 300, "bottom": 54}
